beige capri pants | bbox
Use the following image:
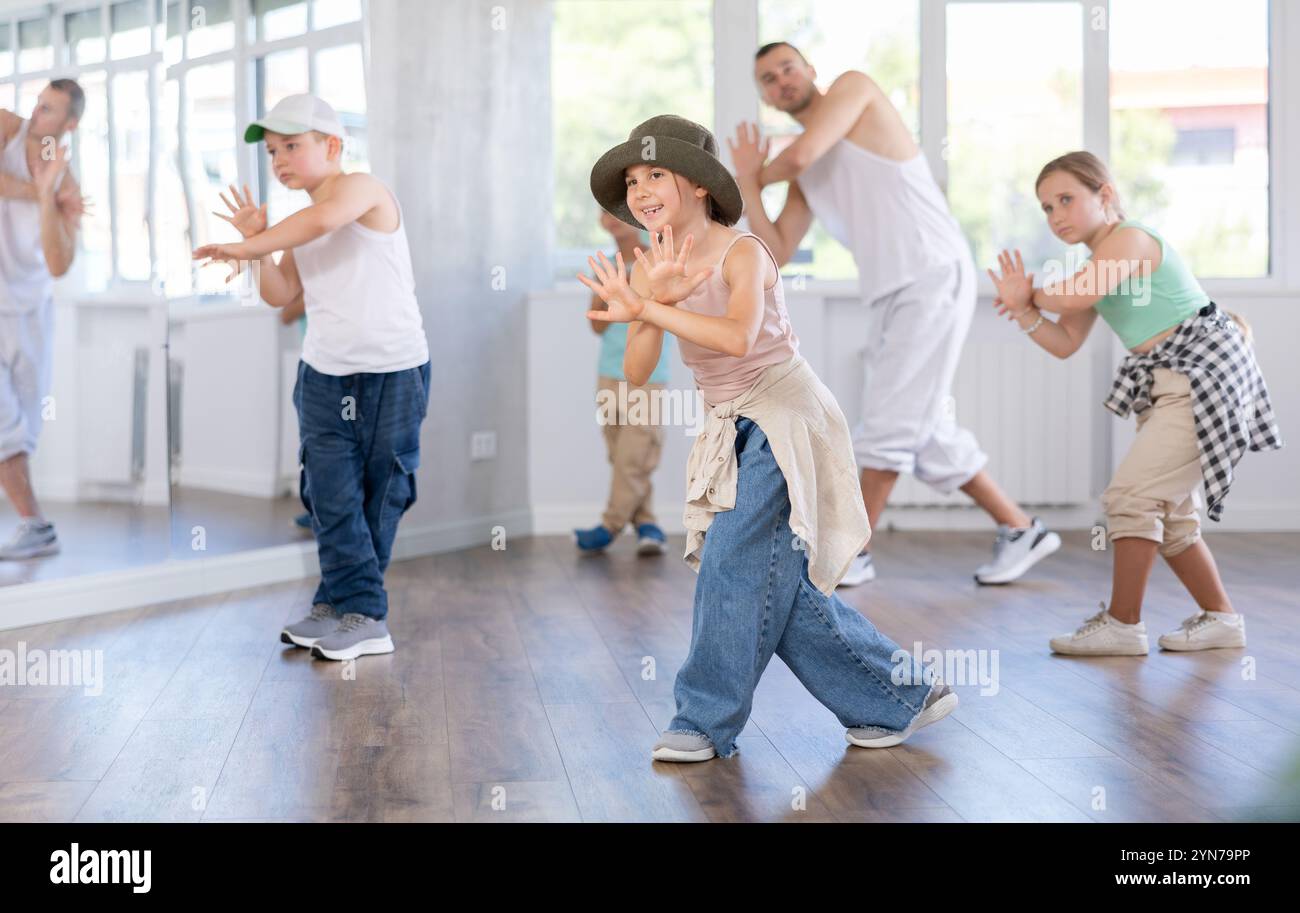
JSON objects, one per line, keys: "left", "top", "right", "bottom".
{"left": 1101, "top": 367, "right": 1204, "bottom": 557}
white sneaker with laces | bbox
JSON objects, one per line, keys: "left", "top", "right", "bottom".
{"left": 1049, "top": 603, "right": 1149, "bottom": 656}
{"left": 1158, "top": 611, "right": 1246, "bottom": 652}
{"left": 0, "top": 518, "right": 60, "bottom": 560}
{"left": 837, "top": 552, "right": 875, "bottom": 587}
{"left": 975, "top": 517, "right": 1061, "bottom": 585}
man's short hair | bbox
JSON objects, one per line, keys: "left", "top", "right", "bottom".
{"left": 48, "top": 78, "right": 85, "bottom": 121}
{"left": 755, "top": 41, "right": 808, "bottom": 65}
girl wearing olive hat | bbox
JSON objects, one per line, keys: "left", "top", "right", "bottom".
{"left": 580, "top": 115, "right": 956, "bottom": 762}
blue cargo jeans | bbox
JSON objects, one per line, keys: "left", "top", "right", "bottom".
{"left": 666, "top": 416, "right": 936, "bottom": 758}
{"left": 293, "top": 359, "right": 431, "bottom": 620}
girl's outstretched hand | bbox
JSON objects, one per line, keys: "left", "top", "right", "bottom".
{"left": 633, "top": 224, "right": 713, "bottom": 304}
{"left": 578, "top": 250, "right": 646, "bottom": 323}
{"left": 987, "top": 249, "right": 1034, "bottom": 318}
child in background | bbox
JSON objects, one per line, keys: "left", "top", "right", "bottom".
{"left": 195, "top": 94, "right": 430, "bottom": 661}
{"left": 575, "top": 210, "right": 673, "bottom": 555}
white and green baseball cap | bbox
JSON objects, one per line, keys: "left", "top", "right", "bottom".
{"left": 244, "top": 93, "right": 344, "bottom": 143}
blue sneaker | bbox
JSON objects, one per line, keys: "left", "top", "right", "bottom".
{"left": 575, "top": 524, "right": 615, "bottom": 552}
{"left": 635, "top": 523, "right": 666, "bottom": 556}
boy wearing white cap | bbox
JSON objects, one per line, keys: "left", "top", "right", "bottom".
{"left": 195, "top": 94, "right": 430, "bottom": 661}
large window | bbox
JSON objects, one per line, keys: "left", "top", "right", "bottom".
{"left": 1109, "top": 0, "right": 1270, "bottom": 278}
{"left": 758, "top": 0, "right": 920, "bottom": 280}
{"left": 552, "top": 0, "right": 1279, "bottom": 289}
{"left": 551, "top": 0, "right": 714, "bottom": 281}
{"left": 946, "top": 2, "right": 1083, "bottom": 273}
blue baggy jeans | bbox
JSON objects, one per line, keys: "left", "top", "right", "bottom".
{"left": 293, "top": 359, "right": 431, "bottom": 620}
{"left": 666, "top": 416, "right": 936, "bottom": 758}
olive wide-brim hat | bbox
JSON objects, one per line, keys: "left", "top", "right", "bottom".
{"left": 590, "top": 115, "right": 743, "bottom": 230}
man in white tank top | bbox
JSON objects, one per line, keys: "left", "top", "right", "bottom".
{"left": 194, "top": 94, "right": 430, "bottom": 661}
{"left": 0, "top": 80, "right": 89, "bottom": 561}
{"left": 730, "top": 43, "right": 1060, "bottom": 587}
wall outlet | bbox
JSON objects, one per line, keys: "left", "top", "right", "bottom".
{"left": 470, "top": 430, "right": 497, "bottom": 462}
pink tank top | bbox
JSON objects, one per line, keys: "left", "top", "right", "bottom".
{"left": 676, "top": 232, "right": 800, "bottom": 406}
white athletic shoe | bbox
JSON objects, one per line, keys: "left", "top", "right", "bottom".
{"left": 837, "top": 552, "right": 876, "bottom": 587}
{"left": 1049, "top": 604, "right": 1149, "bottom": 656}
{"left": 975, "top": 517, "right": 1061, "bottom": 585}
{"left": 0, "top": 518, "right": 60, "bottom": 560}
{"left": 651, "top": 731, "right": 717, "bottom": 763}
{"left": 1158, "top": 611, "right": 1247, "bottom": 652}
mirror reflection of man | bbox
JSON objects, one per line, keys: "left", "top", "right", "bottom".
{"left": 0, "top": 79, "right": 89, "bottom": 560}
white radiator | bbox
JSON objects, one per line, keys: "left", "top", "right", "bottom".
{"left": 817, "top": 298, "right": 1097, "bottom": 509}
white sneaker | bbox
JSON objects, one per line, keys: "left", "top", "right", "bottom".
{"left": 1049, "top": 604, "right": 1149, "bottom": 656}
{"left": 837, "top": 552, "right": 876, "bottom": 587}
{"left": 0, "top": 518, "right": 60, "bottom": 560}
{"left": 1158, "top": 611, "right": 1247, "bottom": 652}
{"left": 651, "top": 731, "right": 717, "bottom": 763}
{"left": 975, "top": 517, "right": 1061, "bottom": 585}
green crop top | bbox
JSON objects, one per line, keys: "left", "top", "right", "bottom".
{"left": 1089, "top": 220, "right": 1208, "bottom": 350}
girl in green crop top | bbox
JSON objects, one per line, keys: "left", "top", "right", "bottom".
{"left": 986, "top": 151, "right": 1267, "bottom": 659}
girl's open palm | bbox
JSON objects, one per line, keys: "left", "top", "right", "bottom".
{"left": 987, "top": 249, "right": 1034, "bottom": 317}
{"left": 578, "top": 251, "right": 645, "bottom": 323}
{"left": 633, "top": 224, "right": 713, "bottom": 304}
{"left": 215, "top": 183, "right": 268, "bottom": 238}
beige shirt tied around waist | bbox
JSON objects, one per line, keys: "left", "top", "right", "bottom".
{"left": 683, "top": 354, "right": 871, "bottom": 595}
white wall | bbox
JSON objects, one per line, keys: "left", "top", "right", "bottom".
{"left": 367, "top": 0, "right": 552, "bottom": 545}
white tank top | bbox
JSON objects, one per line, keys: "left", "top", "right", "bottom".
{"left": 796, "top": 139, "right": 971, "bottom": 303}
{"left": 293, "top": 187, "right": 429, "bottom": 376}
{"left": 0, "top": 119, "right": 58, "bottom": 314}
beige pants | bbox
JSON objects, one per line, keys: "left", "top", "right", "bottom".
{"left": 597, "top": 375, "right": 665, "bottom": 532}
{"left": 1101, "top": 367, "right": 1203, "bottom": 557}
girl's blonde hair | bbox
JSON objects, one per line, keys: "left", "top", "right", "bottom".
{"left": 1035, "top": 151, "right": 1126, "bottom": 221}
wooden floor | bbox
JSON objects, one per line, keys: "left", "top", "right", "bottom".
{"left": 2, "top": 530, "right": 1298, "bottom": 823}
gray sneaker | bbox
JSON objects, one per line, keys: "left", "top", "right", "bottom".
{"left": 846, "top": 679, "right": 959, "bottom": 749}
{"left": 280, "top": 602, "right": 342, "bottom": 648}
{"left": 974, "top": 517, "right": 1061, "bottom": 585}
{"left": 651, "top": 730, "right": 717, "bottom": 763}
{"left": 0, "top": 518, "right": 59, "bottom": 560}
{"left": 310, "top": 613, "right": 394, "bottom": 661}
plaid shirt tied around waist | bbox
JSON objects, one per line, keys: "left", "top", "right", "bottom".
{"left": 1103, "top": 304, "right": 1283, "bottom": 521}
